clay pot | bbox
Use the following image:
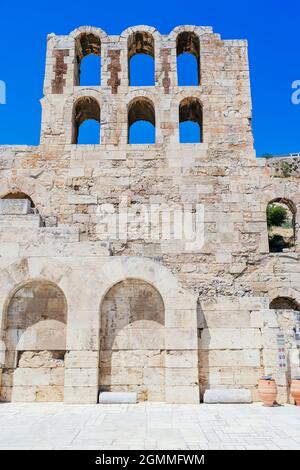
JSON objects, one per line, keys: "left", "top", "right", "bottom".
{"left": 291, "top": 377, "right": 300, "bottom": 406}
{"left": 258, "top": 376, "right": 277, "bottom": 406}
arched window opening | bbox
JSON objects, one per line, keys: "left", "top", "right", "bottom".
{"left": 179, "top": 97, "right": 202, "bottom": 143}
{"left": 128, "top": 97, "right": 155, "bottom": 144}
{"left": 270, "top": 297, "right": 300, "bottom": 311}
{"left": 75, "top": 33, "right": 101, "bottom": 86}
{"left": 99, "top": 279, "right": 165, "bottom": 402}
{"left": 267, "top": 198, "right": 296, "bottom": 252}
{"left": 128, "top": 32, "right": 155, "bottom": 86}
{"left": 72, "top": 97, "right": 101, "bottom": 144}
{"left": 1, "top": 192, "right": 36, "bottom": 215}
{"left": 1, "top": 280, "right": 67, "bottom": 403}
{"left": 176, "top": 32, "right": 200, "bottom": 86}
{"left": 2, "top": 192, "right": 35, "bottom": 208}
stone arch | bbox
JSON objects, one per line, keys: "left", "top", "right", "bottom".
{"left": 72, "top": 96, "right": 101, "bottom": 144}
{"left": 270, "top": 296, "right": 300, "bottom": 311}
{"left": 0, "top": 259, "right": 71, "bottom": 336}
{"left": 169, "top": 25, "right": 213, "bottom": 39}
{"left": 1, "top": 278, "right": 67, "bottom": 402}
{"left": 99, "top": 278, "right": 165, "bottom": 401}
{"left": 127, "top": 96, "right": 155, "bottom": 144}
{"left": 0, "top": 178, "right": 41, "bottom": 212}
{"left": 179, "top": 96, "right": 203, "bottom": 143}
{"left": 70, "top": 26, "right": 107, "bottom": 87}
{"left": 63, "top": 90, "right": 103, "bottom": 145}
{"left": 121, "top": 26, "right": 161, "bottom": 87}
{"left": 268, "top": 287, "right": 300, "bottom": 309}
{"left": 2, "top": 191, "right": 35, "bottom": 207}
{"left": 69, "top": 26, "right": 108, "bottom": 41}
{"left": 127, "top": 31, "right": 155, "bottom": 86}
{"left": 0, "top": 191, "right": 37, "bottom": 218}
{"left": 97, "top": 257, "right": 199, "bottom": 404}
{"left": 176, "top": 31, "right": 200, "bottom": 86}
{"left": 266, "top": 197, "right": 296, "bottom": 252}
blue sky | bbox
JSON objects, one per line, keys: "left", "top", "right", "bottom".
{"left": 0, "top": 0, "right": 299, "bottom": 155}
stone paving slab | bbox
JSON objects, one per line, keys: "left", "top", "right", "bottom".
{"left": 0, "top": 402, "right": 299, "bottom": 450}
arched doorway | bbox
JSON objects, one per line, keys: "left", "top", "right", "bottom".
{"left": 99, "top": 279, "right": 165, "bottom": 401}
{"left": 270, "top": 296, "right": 300, "bottom": 311}
{"left": 1, "top": 280, "right": 67, "bottom": 402}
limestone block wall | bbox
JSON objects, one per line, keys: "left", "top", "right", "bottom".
{"left": 198, "top": 298, "right": 300, "bottom": 403}
{"left": 1, "top": 280, "right": 67, "bottom": 402}
{"left": 100, "top": 279, "right": 165, "bottom": 401}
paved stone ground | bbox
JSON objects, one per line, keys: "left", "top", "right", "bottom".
{"left": 0, "top": 402, "right": 299, "bottom": 450}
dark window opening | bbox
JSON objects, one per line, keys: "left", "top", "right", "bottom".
{"left": 75, "top": 33, "right": 101, "bottom": 86}
{"left": 128, "top": 97, "right": 155, "bottom": 144}
{"left": 179, "top": 97, "right": 202, "bottom": 143}
{"left": 270, "top": 297, "right": 300, "bottom": 311}
{"left": 72, "top": 97, "right": 100, "bottom": 144}
{"left": 176, "top": 32, "right": 200, "bottom": 86}
{"left": 267, "top": 198, "right": 296, "bottom": 252}
{"left": 128, "top": 32, "right": 155, "bottom": 86}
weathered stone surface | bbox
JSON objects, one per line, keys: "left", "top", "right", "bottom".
{"left": 204, "top": 389, "right": 252, "bottom": 404}
{"left": 0, "top": 199, "right": 31, "bottom": 215}
{"left": 0, "top": 24, "right": 299, "bottom": 406}
{"left": 98, "top": 392, "right": 137, "bottom": 404}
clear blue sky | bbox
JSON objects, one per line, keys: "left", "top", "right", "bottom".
{"left": 0, "top": 0, "right": 299, "bottom": 155}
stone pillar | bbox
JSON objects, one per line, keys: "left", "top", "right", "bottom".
{"left": 165, "top": 307, "right": 199, "bottom": 404}
{"left": 64, "top": 300, "right": 99, "bottom": 403}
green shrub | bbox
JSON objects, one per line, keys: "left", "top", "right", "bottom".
{"left": 261, "top": 153, "right": 274, "bottom": 159}
{"left": 267, "top": 204, "right": 288, "bottom": 227}
{"left": 280, "top": 161, "right": 292, "bottom": 177}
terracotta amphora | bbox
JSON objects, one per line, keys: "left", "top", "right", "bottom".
{"left": 291, "top": 377, "right": 300, "bottom": 406}
{"left": 258, "top": 376, "right": 277, "bottom": 406}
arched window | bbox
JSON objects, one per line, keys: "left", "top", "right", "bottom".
{"left": 128, "top": 97, "right": 155, "bottom": 144}
{"left": 267, "top": 198, "right": 296, "bottom": 252}
{"left": 270, "top": 297, "right": 299, "bottom": 311}
{"left": 179, "top": 97, "right": 202, "bottom": 143}
{"left": 177, "top": 32, "right": 200, "bottom": 86}
{"left": 128, "top": 32, "right": 155, "bottom": 86}
{"left": 75, "top": 33, "right": 101, "bottom": 86}
{"left": 100, "top": 279, "right": 165, "bottom": 401}
{"left": 72, "top": 97, "right": 101, "bottom": 144}
{"left": 1, "top": 280, "right": 67, "bottom": 402}
{"left": 2, "top": 192, "right": 35, "bottom": 208}
{"left": 0, "top": 192, "right": 36, "bottom": 214}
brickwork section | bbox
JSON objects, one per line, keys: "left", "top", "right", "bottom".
{"left": 51, "top": 49, "right": 69, "bottom": 94}
{"left": 160, "top": 48, "right": 171, "bottom": 94}
{"left": 107, "top": 49, "right": 121, "bottom": 94}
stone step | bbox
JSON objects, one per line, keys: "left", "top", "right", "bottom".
{"left": 98, "top": 392, "right": 138, "bottom": 404}
{"left": 204, "top": 389, "right": 252, "bottom": 404}
{"left": 0, "top": 214, "right": 41, "bottom": 228}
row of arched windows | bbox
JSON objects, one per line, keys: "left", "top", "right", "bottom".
{"left": 73, "top": 96, "right": 203, "bottom": 145}
{"left": 75, "top": 31, "right": 200, "bottom": 87}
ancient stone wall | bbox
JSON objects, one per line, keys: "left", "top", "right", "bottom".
{"left": 100, "top": 279, "right": 165, "bottom": 401}
{"left": 0, "top": 25, "right": 299, "bottom": 404}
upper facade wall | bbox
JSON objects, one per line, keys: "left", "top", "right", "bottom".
{"left": 40, "top": 25, "right": 254, "bottom": 156}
